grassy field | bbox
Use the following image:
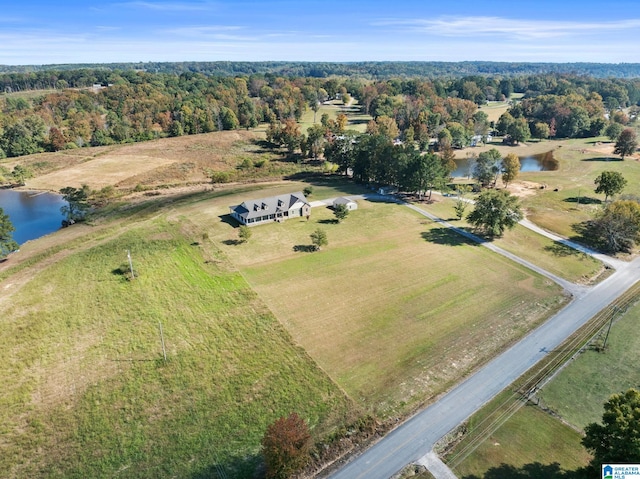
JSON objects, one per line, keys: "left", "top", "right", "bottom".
{"left": 517, "top": 137, "right": 640, "bottom": 242}
{"left": 0, "top": 212, "right": 354, "bottom": 478}
{"left": 538, "top": 299, "right": 640, "bottom": 429}
{"left": 184, "top": 184, "right": 567, "bottom": 416}
{"left": 446, "top": 396, "right": 590, "bottom": 478}
{"left": 478, "top": 101, "right": 510, "bottom": 123}
{"left": 298, "top": 100, "right": 371, "bottom": 134}
{"left": 417, "top": 195, "right": 605, "bottom": 284}
{"left": 7, "top": 130, "right": 305, "bottom": 192}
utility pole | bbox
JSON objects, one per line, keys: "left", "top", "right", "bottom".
{"left": 127, "top": 249, "right": 135, "bottom": 279}
{"left": 158, "top": 321, "right": 167, "bottom": 362}
{"left": 602, "top": 306, "right": 619, "bottom": 350}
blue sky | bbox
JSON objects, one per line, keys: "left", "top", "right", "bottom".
{"left": 3, "top": 0, "right": 640, "bottom": 65}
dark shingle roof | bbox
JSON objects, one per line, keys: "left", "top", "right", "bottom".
{"left": 230, "top": 192, "right": 309, "bottom": 221}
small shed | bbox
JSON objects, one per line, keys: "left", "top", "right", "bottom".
{"left": 333, "top": 197, "right": 358, "bottom": 211}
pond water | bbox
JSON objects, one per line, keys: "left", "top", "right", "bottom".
{"left": 451, "top": 151, "right": 558, "bottom": 178}
{"left": 0, "top": 190, "right": 67, "bottom": 245}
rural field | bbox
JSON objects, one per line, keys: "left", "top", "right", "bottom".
{"left": 446, "top": 393, "right": 590, "bottom": 478}
{"left": 443, "top": 280, "right": 640, "bottom": 478}
{"left": 0, "top": 205, "right": 356, "bottom": 478}
{"left": 185, "top": 183, "right": 567, "bottom": 414}
{"left": 419, "top": 195, "right": 606, "bottom": 284}
{"left": 1, "top": 119, "right": 639, "bottom": 477}
{"left": 539, "top": 298, "right": 640, "bottom": 429}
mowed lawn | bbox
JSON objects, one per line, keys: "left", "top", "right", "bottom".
{"left": 204, "top": 196, "right": 566, "bottom": 414}
{"left": 538, "top": 299, "right": 640, "bottom": 430}
{"left": 418, "top": 195, "right": 605, "bottom": 284}
{"left": 517, "top": 137, "right": 640, "bottom": 241}
{"left": 449, "top": 401, "right": 590, "bottom": 478}
{"left": 0, "top": 218, "right": 353, "bottom": 478}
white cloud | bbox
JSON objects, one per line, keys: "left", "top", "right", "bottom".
{"left": 112, "top": 1, "right": 218, "bottom": 12}
{"left": 377, "top": 16, "right": 640, "bottom": 39}
{"left": 163, "top": 25, "right": 253, "bottom": 41}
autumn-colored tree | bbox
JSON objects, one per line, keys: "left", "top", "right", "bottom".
{"left": 262, "top": 413, "right": 312, "bottom": 479}
{"left": 592, "top": 200, "right": 640, "bottom": 253}
{"left": 501, "top": 153, "right": 520, "bottom": 187}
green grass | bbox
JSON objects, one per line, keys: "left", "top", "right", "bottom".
{"left": 518, "top": 137, "right": 640, "bottom": 242}
{"left": 538, "top": 299, "right": 640, "bottom": 430}
{"left": 492, "top": 225, "right": 605, "bottom": 284}
{"left": 0, "top": 217, "right": 354, "bottom": 478}
{"left": 197, "top": 196, "right": 567, "bottom": 415}
{"left": 298, "top": 101, "right": 371, "bottom": 134}
{"left": 417, "top": 195, "right": 605, "bottom": 284}
{"left": 447, "top": 399, "right": 590, "bottom": 478}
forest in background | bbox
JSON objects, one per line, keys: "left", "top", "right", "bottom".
{"left": 4, "top": 61, "right": 640, "bottom": 78}
{"left": 0, "top": 63, "right": 639, "bottom": 167}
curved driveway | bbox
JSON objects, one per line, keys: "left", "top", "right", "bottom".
{"left": 327, "top": 196, "right": 640, "bottom": 479}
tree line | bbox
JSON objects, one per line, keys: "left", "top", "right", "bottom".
{"left": 3, "top": 68, "right": 640, "bottom": 160}
{"left": 7, "top": 61, "right": 640, "bottom": 79}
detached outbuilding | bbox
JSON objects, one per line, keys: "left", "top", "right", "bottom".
{"left": 333, "top": 197, "right": 358, "bottom": 211}
{"left": 229, "top": 192, "right": 311, "bottom": 226}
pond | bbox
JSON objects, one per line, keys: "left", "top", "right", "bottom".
{"left": 451, "top": 151, "right": 558, "bottom": 178}
{"left": 0, "top": 190, "right": 67, "bottom": 245}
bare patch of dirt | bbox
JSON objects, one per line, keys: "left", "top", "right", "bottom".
{"left": 506, "top": 180, "right": 543, "bottom": 198}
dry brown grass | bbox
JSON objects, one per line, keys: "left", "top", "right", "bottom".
{"left": 12, "top": 130, "right": 275, "bottom": 191}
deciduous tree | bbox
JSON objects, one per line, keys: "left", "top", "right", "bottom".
{"left": 238, "top": 225, "right": 252, "bottom": 243}
{"left": 467, "top": 189, "right": 523, "bottom": 237}
{"left": 453, "top": 185, "right": 472, "bottom": 220}
{"left": 473, "top": 148, "right": 502, "bottom": 188}
{"left": 405, "top": 151, "right": 446, "bottom": 200}
{"left": 507, "top": 117, "right": 531, "bottom": 144}
{"left": 501, "top": 153, "right": 520, "bottom": 187}
{"left": 262, "top": 412, "right": 313, "bottom": 479}
{"left": 583, "top": 389, "right": 640, "bottom": 472}
{"left": 0, "top": 207, "right": 19, "bottom": 259}
{"left": 594, "top": 170, "right": 627, "bottom": 201}
{"left": 310, "top": 228, "right": 328, "bottom": 250}
{"left": 605, "top": 122, "right": 624, "bottom": 142}
{"left": 614, "top": 128, "right": 638, "bottom": 159}
{"left": 592, "top": 200, "right": 640, "bottom": 252}
{"left": 333, "top": 203, "right": 349, "bottom": 222}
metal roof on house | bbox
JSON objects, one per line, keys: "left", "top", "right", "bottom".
{"left": 230, "top": 192, "right": 309, "bottom": 220}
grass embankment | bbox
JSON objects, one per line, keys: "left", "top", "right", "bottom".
{"left": 446, "top": 393, "right": 589, "bottom": 478}
{"left": 192, "top": 184, "right": 566, "bottom": 416}
{"left": 443, "top": 278, "right": 640, "bottom": 478}
{"left": 539, "top": 298, "right": 640, "bottom": 428}
{"left": 0, "top": 214, "right": 354, "bottom": 478}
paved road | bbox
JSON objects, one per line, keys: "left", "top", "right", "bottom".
{"left": 327, "top": 196, "right": 640, "bottom": 479}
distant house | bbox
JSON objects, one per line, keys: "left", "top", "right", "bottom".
{"left": 333, "top": 197, "right": 358, "bottom": 211}
{"left": 229, "top": 192, "right": 311, "bottom": 226}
